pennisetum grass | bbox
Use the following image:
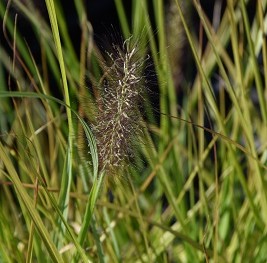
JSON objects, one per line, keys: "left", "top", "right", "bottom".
{"left": 1, "top": 0, "right": 267, "bottom": 262}
{"left": 74, "top": 35, "right": 150, "bottom": 262}
{"left": 94, "top": 37, "right": 147, "bottom": 176}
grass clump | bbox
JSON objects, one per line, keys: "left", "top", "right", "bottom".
{"left": 0, "top": 0, "right": 267, "bottom": 262}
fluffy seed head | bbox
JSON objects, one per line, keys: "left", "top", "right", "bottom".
{"left": 94, "top": 37, "right": 147, "bottom": 175}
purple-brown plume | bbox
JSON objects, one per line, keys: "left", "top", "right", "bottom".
{"left": 93, "top": 38, "right": 147, "bottom": 175}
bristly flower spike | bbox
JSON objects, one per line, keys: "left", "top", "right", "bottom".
{"left": 93, "top": 37, "right": 147, "bottom": 176}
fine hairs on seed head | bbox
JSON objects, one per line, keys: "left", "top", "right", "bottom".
{"left": 93, "top": 36, "right": 148, "bottom": 176}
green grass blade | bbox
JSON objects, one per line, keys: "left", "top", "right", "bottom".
{"left": 0, "top": 142, "right": 64, "bottom": 263}
{"left": 45, "top": 0, "right": 74, "bottom": 235}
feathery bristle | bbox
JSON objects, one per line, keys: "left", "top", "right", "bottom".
{"left": 94, "top": 37, "right": 147, "bottom": 174}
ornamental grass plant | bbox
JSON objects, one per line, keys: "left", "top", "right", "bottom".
{"left": 0, "top": 0, "right": 267, "bottom": 262}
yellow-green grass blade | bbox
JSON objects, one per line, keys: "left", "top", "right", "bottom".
{"left": 0, "top": 142, "right": 64, "bottom": 263}
{"left": 45, "top": 0, "right": 74, "bottom": 243}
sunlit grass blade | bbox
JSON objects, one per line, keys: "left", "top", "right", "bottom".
{"left": 0, "top": 142, "right": 64, "bottom": 263}
{"left": 45, "top": 0, "right": 74, "bottom": 241}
